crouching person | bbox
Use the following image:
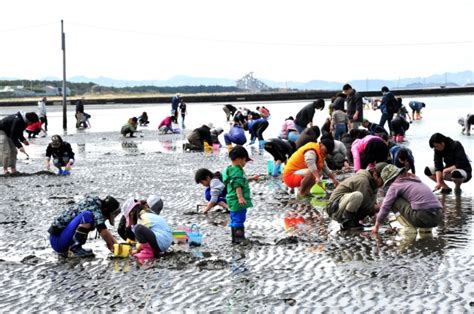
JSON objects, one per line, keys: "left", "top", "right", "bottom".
{"left": 372, "top": 165, "right": 443, "bottom": 234}
{"left": 48, "top": 195, "right": 120, "bottom": 257}
{"left": 195, "top": 168, "right": 228, "bottom": 214}
{"left": 45, "top": 135, "right": 75, "bottom": 175}
{"left": 326, "top": 162, "right": 387, "bottom": 230}
{"left": 121, "top": 197, "right": 172, "bottom": 263}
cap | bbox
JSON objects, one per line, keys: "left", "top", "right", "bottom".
{"left": 51, "top": 135, "right": 62, "bottom": 148}
{"left": 381, "top": 164, "right": 404, "bottom": 187}
{"left": 229, "top": 145, "right": 252, "bottom": 161}
{"left": 103, "top": 195, "right": 120, "bottom": 226}
{"left": 215, "top": 127, "right": 223, "bottom": 134}
{"left": 147, "top": 195, "right": 163, "bottom": 214}
{"left": 373, "top": 162, "right": 388, "bottom": 176}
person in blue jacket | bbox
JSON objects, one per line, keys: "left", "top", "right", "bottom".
{"left": 408, "top": 101, "right": 426, "bottom": 120}
{"left": 243, "top": 118, "right": 269, "bottom": 149}
{"left": 171, "top": 93, "right": 182, "bottom": 120}
{"left": 389, "top": 145, "right": 415, "bottom": 173}
{"left": 377, "top": 86, "right": 397, "bottom": 134}
{"left": 224, "top": 119, "right": 247, "bottom": 151}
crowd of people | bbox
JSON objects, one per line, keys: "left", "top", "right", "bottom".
{"left": 0, "top": 88, "right": 472, "bottom": 264}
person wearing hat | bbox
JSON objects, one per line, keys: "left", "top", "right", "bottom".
{"left": 222, "top": 145, "right": 258, "bottom": 243}
{"left": 48, "top": 195, "right": 120, "bottom": 257}
{"left": 326, "top": 162, "right": 388, "bottom": 230}
{"left": 282, "top": 136, "right": 339, "bottom": 198}
{"left": 45, "top": 135, "right": 75, "bottom": 175}
{"left": 243, "top": 117, "right": 269, "bottom": 149}
{"left": 293, "top": 99, "right": 325, "bottom": 133}
{"left": 0, "top": 111, "right": 39, "bottom": 175}
{"left": 121, "top": 197, "right": 173, "bottom": 263}
{"left": 211, "top": 127, "right": 224, "bottom": 146}
{"left": 184, "top": 124, "right": 213, "bottom": 152}
{"left": 372, "top": 165, "right": 443, "bottom": 235}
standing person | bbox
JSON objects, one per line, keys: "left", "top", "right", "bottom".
{"left": 264, "top": 138, "right": 296, "bottom": 177}
{"left": 224, "top": 119, "right": 247, "bottom": 151}
{"left": 326, "top": 162, "right": 387, "bottom": 230}
{"left": 280, "top": 116, "right": 299, "bottom": 142}
{"left": 121, "top": 117, "right": 138, "bottom": 138}
{"left": 425, "top": 133, "right": 472, "bottom": 195}
{"left": 0, "top": 112, "right": 39, "bottom": 175}
{"left": 243, "top": 117, "right": 269, "bottom": 149}
{"left": 330, "top": 108, "right": 348, "bottom": 141}
{"left": 372, "top": 165, "right": 443, "bottom": 234}
{"left": 138, "top": 112, "right": 150, "bottom": 126}
{"left": 158, "top": 116, "right": 177, "bottom": 134}
{"left": 408, "top": 101, "right": 426, "bottom": 120}
{"left": 184, "top": 124, "right": 213, "bottom": 151}
{"left": 331, "top": 93, "right": 346, "bottom": 112}
{"left": 48, "top": 195, "right": 120, "bottom": 257}
{"left": 378, "top": 86, "right": 397, "bottom": 135}
{"left": 343, "top": 84, "right": 364, "bottom": 130}
{"left": 194, "top": 168, "right": 229, "bottom": 214}
{"left": 223, "top": 146, "right": 256, "bottom": 243}
{"left": 282, "top": 138, "right": 339, "bottom": 198}
{"left": 223, "top": 104, "right": 238, "bottom": 121}
{"left": 294, "top": 99, "right": 325, "bottom": 133}
{"left": 460, "top": 114, "right": 473, "bottom": 136}
{"left": 351, "top": 134, "right": 389, "bottom": 172}
{"left": 45, "top": 135, "right": 75, "bottom": 175}
{"left": 38, "top": 97, "right": 48, "bottom": 131}
{"left": 179, "top": 100, "right": 187, "bottom": 128}
{"left": 171, "top": 93, "right": 181, "bottom": 120}
{"left": 121, "top": 198, "right": 173, "bottom": 263}
{"left": 75, "top": 98, "right": 85, "bottom": 128}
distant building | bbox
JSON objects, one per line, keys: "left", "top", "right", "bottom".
{"left": 0, "top": 86, "right": 35, "bottom": 97}
{"left": 43, "top": 85, "right": 71, "bottom": 96}
{"left": 236, "top": 72, "right": 270, "bottom": 92}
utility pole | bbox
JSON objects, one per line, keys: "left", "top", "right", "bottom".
{"left": 61, "top": 20, "right": 67, "bottom": 130}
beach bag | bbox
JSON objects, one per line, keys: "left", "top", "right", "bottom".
{"left": 188, "top": 224, "right": 203, "bottom": 247}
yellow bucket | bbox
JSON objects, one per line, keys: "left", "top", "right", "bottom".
{"left": 113, "top": 243, "right": 131, "bottom": 258}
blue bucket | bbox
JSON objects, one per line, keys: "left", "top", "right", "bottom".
{"left": 188, "top": 224, "right": 203, "bottom": 247}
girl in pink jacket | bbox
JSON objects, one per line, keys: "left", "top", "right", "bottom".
{"left": 351, "top": 134, "right": 389, "bottom": 172}
{"left": 280, "top": 116, "right": 299, "bottom": 142}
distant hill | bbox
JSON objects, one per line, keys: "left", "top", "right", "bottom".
{"left": 1, "top": 70, "right": 472, "bottom": 91}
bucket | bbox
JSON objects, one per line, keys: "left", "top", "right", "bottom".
{"left": 113, "top": 243, "right": 131, "bottom": 258}
{"left": 212, "top": 143, "right": 220, "bottom": 150}
{"left": 188, "top": 224, "right": 203, "bottom": 247}
{"left": 267, "top": 160, "right": 283, "bottom": 175}
{"left": 310, "top": 180, "right": 327, "bottom": 196}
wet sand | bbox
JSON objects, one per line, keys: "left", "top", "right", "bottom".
{"left": 0, "top": 96, "right": 473, "bottom": 311}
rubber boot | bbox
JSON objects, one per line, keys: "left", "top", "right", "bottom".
{"left": 340, "top": 211, "right": 364, "bottom": 230}
{"left": 233, "top": 227, "right": 246, "bottom": 244}
{"left": 231, "top": 227, "right": 236, "bottom": 244}
{"left": 272, "top": 162, "right": 281, "bottom": 177}
{"left": 227, "top": 144, "right": 233, "bottom": 153}
{"left": 69, "top": 226, "right": 94, "bottom": 258}
{"left": 134, "top": 243, "right": 155, "bottom": 264}
{"left": 258, "top": 140, "right": 266, "bottom": 150}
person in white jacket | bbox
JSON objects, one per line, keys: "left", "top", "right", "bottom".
{"left": 38, "top": 97, "right": 48, "bottom": 131}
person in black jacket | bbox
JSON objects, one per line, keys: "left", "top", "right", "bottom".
{"left": 264, "top": 138, "right": 296, "bottom": 177}
{"left": 184, "top": 124, "right": 213, "bottom": 151}
{"left": 223, "top": 104, "right": 237, "bottom": 121}
{"left": 0, "top": 111, "right": 39, "bottom": 174}
{"left": 294, "top": 99, "right": 325, "bottom": 133}
{"left": 425, "top": 133, "right": 472, "bottom": 195}
{"left": 45, "top": 135, "right": 75, "bottom": 175}
{"left": 362, "top": 119, "right": 389, "bottom": 136}
{"left": 343, "top": 84, "right": 364, "bottom": 130}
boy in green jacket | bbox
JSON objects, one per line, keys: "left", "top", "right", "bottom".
{"left": 223, "top": 145, "right": 255, "bottom": 244}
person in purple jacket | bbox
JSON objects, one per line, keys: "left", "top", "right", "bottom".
{"left": 371, "top": 165, "right": 443, "bottom": 234}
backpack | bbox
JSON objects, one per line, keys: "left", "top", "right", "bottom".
{"left": 387, "top": 96, "right": 400, "bottom": 115}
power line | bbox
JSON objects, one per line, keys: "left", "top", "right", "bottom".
{"left": 68, "top": 22, "right": 473, "bottom": 48}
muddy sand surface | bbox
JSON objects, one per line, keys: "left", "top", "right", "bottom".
{"left": 0, "top": 130, "right": 472, "bottom": 312}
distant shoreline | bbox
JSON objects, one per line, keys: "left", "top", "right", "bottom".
{"left": 0, "top": 86, "right": 472, "bottom": 107}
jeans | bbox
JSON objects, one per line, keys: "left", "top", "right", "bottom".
{"left": 294, "top": 123, "right": 305, "bottom": 134}
{"left": 379, "top": 113, "right": 393, "bottom": 134}
{"left": 49, "top": 211, "right": 94, "bottom": 253}
{"left": 333, "top": 123, "right": 346, "bottom": 141}
{"left": 229, "top": 209, "right": 247, "bottom": 228}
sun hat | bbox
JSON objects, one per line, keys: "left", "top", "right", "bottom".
{"left": 147, "top": 195, "right": 163, "bottom": 215}
{"left": 373, "top": 162, "right": 389, "bottom": 176}
{"left": 381, "top": 164, "right": 404, "bottom": 188}
{"left": 121, "top": 197, "right": 140, "bottom": 227}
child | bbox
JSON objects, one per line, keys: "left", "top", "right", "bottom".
{"left": 121, "top": 117, "right": 138, "bottom": 137}
{"left": 138, "top": 112, "right": 150, "bottom": 126}
{"left": 45, "top": 135, "right": 75, "bottom": 175}
{"left": 330, "top": 109, "right": 348, "bottom": 141}
{"left": 25, "top": 120, "right": 46, "bottom": 138}
{"left": 158, "top": 116, "right": 177, "bottom": 134}
{"left": 390, "top": 145, "right": 415, "bottom": 173}
{"left": 223, "top": 146, "right": 256, "bottom": 244}
{"left": 195, "top": 168, "right": 228, "bottom": 214}
{"left": 121, "top": 196, "right": 173, "bottom": 263}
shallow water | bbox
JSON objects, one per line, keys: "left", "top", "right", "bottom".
{"left": 0, "top": 95, "right": 473, "bottom": 311}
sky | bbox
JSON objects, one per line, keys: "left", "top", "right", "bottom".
{"left": 0, "top": 0, "right": 472, "bottom": 83}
